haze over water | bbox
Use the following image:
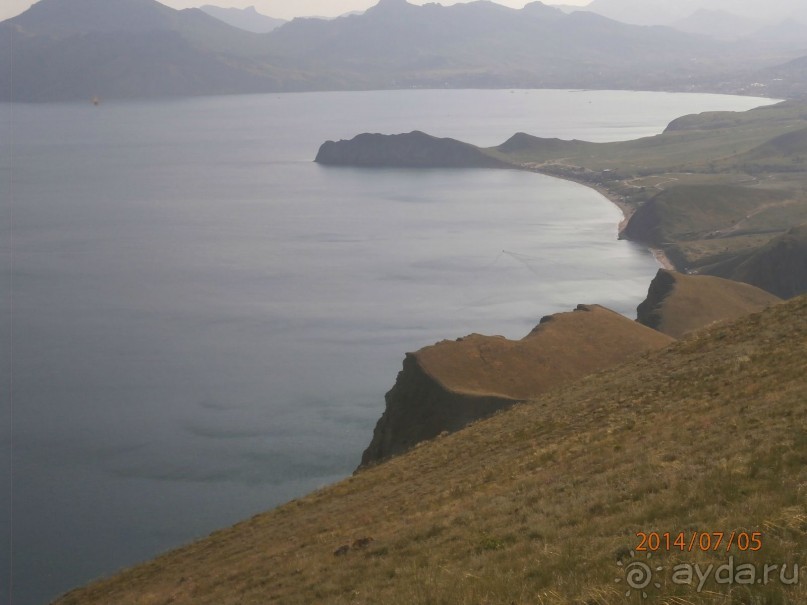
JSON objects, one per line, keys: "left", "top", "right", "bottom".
{"left": 1, "top": 89, "right": 774, "bottom": 604}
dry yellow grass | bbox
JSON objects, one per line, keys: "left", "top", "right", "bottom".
{"left": 637, "top": 270, "right": 782, "bottom": 339}
{"left": 55, "top": 296, "right": 807, "bottom": 605}
{"left": 416, "top": 304, "right": 674, "bottom": 399}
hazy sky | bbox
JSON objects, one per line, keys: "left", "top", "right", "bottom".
{"left": 1, "top": 0, "right": 591, "bottom": 22}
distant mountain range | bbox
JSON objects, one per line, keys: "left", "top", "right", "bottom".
{"left": 2, "top": 0, "right": 806, "bottom": 102}
{"left": 670, "top": 9, "right": 762, "bottom": 40}
{"left": 552, "top": 0, "right": 807, "bottom": 45}
{"left": 199, "top": 5, "right": 285, "bottom": 33}
{"left": 582, "top": 0, "right": 807, "bottom": 26}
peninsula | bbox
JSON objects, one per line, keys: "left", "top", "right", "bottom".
{"left": 316, "top": 100, "right": 807, "bottom": 300}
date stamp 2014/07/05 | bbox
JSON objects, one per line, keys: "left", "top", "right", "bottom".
{"left": 635, "top": 531, "right": 764, "bottom": 554}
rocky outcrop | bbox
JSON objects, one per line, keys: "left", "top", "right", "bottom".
{"left": 357, "top": 354, "right": 519, "bottom": 470}
{"left": 637, "top": 269, "right": 782, "bottom": 338}
{"left": 359, "top": 304, "right": 674, "bottom": 468}
{"left": 703, "top": 224, "right": 807, "bottom": 299}
{"left": 314, "top": 131, "right": 511, "bottom": 169}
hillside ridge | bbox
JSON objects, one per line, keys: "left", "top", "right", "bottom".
{"left": 636, "top": 268, "right": 782, "bottom": 338}
{"left": 53, "top": 295, "right": 807, "bottom": 605}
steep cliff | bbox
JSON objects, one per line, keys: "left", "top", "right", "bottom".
{"left": 703, "top": 224, "right": 807, "bottom": 299}
{"left": 314, "top": 131, "right": 512, "bottom": 169}
{"left": 357, "top": 354, "right": 519, "bottom": 469}
{"left": 359, "top": 304, "right": 674, "bottom": 468}
{"left": 637, "top": 269, "right": 782, "bottom": 338}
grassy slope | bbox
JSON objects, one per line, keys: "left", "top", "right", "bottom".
{"left": 56, "top": 296, "right": 807, "bottom": 605}
{"left": 416, "top": 305, "right": 674, "bottom": 398}
{"left": 636, "top": 269, "right": 782, "bottom": 339}
{"left": 486, "top": 101, "right": 807, "bottom": 278}
{"left": 621, "top": 185, "right": 792, "bottom": 243}
{"left": 489, "top": 102, "right": 807, "bottom": 174}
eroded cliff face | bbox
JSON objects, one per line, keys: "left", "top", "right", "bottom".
{"left": 637, "top": 269, "right": 783, "bottom": 339}
{"left": 359, "top": 304, "right": 674, "bottom": 469}
{"left": 358, "top": 354, "right": 519, "bottom": 468}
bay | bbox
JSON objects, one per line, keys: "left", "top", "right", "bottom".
{"left": 1, "top": 89, "right": 774, "bottom": 604}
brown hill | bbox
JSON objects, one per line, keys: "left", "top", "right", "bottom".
{"left": 636, "top": 269, "right": 782, "bottom": 338}
{"left": 53, "top": 295, "right": 807, "bottom": 605}
{"left": 359, "top": 304, "right": 673, "bottom": 467}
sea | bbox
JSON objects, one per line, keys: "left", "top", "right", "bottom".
{"left": 0, "top": 89, "right": 775, "bottom": 604}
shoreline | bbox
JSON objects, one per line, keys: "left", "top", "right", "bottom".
{"left": 522, "top": 165, "right": 676, "bottom": 271}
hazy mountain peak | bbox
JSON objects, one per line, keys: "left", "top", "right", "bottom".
{"left": 6, "top": 0, "right": 257, "bottom": 43}
{"left": 671, "top": 8, "right": 761, "bottom": 40}
{"left": 522, "top": 1, "right": 552, "bottom": 9}
{"left": 9, "top": 0, "right": 178, "bottom": 36}
{"left": 521, "top": 2, "right": 565, "bottom": 18}
{"left": 199, "top": 4, "right": 286, "bottom": 33}
{"left": 370, "top": 0, "right": 412, "bottom": 11}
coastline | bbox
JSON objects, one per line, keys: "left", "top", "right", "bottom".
{"left": 522, "top": 165, "right": 676, "bottom": 271}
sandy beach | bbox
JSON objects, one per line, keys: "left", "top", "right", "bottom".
{"left": 524, "top": 165, "right": 677, "bottom": 271}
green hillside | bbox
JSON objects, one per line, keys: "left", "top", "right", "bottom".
{"left": 489, "top": 101, "right": 807, "bottom": 294}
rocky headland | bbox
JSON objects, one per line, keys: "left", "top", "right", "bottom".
{"left": 359, "top": 267, "right": 789, "bottom": 468}
{"left": 315, "top": 131, "right": 510, "bottom": 169}
{"left": 359, "top": 304, "right": 674, "bottom": 468}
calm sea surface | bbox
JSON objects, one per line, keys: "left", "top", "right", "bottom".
{"left": 0, "top": 89, "right": 774, "bottom": 604}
